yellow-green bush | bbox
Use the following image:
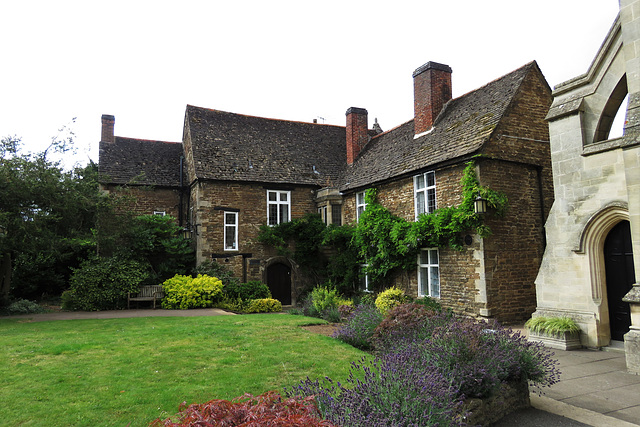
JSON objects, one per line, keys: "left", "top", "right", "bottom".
{"left": 246, "top": 298, "right": 282, "bottom": 313}
{"left": 161, "top": 274, "right": 223, "bottom": 309}
{"left": 375, "top": 287, "right": 408, "bottom": 315}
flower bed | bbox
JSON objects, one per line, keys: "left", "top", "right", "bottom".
{"left": 287, "top": 303, "right": 560, "bottom": 426}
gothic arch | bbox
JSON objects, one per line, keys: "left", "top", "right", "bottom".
{"left": 594, "top": 75, "right": 628, "bottom": 142}
{"left": 576, "top": 204, "right": 629, "bottom": 343}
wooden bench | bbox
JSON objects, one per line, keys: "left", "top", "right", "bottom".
{"left": 128, "top": 285, "right": 164, "bottom": 309}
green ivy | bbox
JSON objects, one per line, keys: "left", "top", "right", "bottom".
{"left": 257, "top": 161, "right": 508, "bottom": 292}
{"left": 355, "top": 161, "right": 507, "bottom": 284}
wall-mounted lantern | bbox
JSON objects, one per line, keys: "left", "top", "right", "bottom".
{"left": 474, "top": 193, "right": 488, "bottom": 215}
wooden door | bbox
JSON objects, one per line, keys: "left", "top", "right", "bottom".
{"left": 266, "top": 263, "right": 291, "bottom": 305}
{"left": 605, "top": 221, "right": 636, "bottom": 341}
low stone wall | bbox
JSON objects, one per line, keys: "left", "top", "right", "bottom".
{"left": 461, "top": 380, "right": 530, "bottom": 426}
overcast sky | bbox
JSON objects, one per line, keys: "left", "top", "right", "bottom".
{"left": 0, "top": 1, "right": 621, "bottom": 168}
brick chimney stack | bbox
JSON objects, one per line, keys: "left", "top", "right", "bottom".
{"left": 345, "top": 107, "right": 369, "bottom": 165}
{"left": 413, "top": 62, "right": 452, "bottom": 136}
{"left": 101, "top": 114, "right": 115, "bottom": 143}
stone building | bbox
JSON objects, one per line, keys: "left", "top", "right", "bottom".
{"left": 99, "top": 60, "right": 553, "bottom": 323}
{"left": 533, "top": 0, "right": 640, "bottom": 369}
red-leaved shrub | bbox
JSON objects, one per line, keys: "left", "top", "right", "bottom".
{"left": 372, "top": 303, "right": 440, "bottom": 349}
{"left": 150, "top": 391, "right": 336, "bottom": 427}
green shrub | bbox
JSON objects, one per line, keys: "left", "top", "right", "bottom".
{"left": 216, "top": 296, "right": 250, "bottom": 313}
{"left": 68, "top": 257, "right": 150, "bottom": 311}
{"left": 357, "top": 292, "right": 376, "bottom": 306}
{"left": 223, "top": 280, "right": 271, "bottom": 301}
{"left": 161, "top": 274, "right": 223, "bottom": 310}
{"left": 375, "top": 287, "right": 408, "bottom": 315}
{"left": 246, "top": 298, "right": 282, "bottom": 313}
{"left": 2, "top": 299, "right": 46, "bottom": 315}
{"left": 195, "top": 260, "right": 238, "bottom": 286}
{"left": 60, "top": 290, "right": 76, "bottom": 311}
{"left": 311, "top": 286, "right": 340, "bottom": 314}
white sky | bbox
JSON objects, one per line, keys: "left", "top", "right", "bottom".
{"left": 0, "top": 1, "right": 621, "bottom": 168}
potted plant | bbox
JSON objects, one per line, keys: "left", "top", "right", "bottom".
{"left": 525, "top": 316, "right": 581, "bottom": 350}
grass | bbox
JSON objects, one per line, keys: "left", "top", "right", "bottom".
{"left": 0, "top": 314, "right": 365, "bottom": 426}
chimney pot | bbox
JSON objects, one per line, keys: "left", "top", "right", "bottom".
{"left": 413, "top": 61, "right": 452, "bottom": 135}
{"left": 101, "top": 114, "right": 115, "bottom": 143}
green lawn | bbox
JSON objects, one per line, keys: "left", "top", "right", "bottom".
{"left": 0, "top": 314, "right": 364, "bottom": 426}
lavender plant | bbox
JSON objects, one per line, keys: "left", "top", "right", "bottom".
{"left": 291, "top": 305, "right": 560, "bottom": 425}
{"left": 287, "top": 351, "right": 466, "bottom": 427}
{"left": 332, "top": 304, "right": 383, "bottom": 350}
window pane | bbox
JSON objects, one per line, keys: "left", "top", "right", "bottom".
{"left": 426, "top": 171, "right": 435, "bottom": 187}
{"left": 225, "top": 226, "right": 236, "bottom": 250}
{"left": 280, "top": 192, "right": 288, "bottom": 202}
{"left": 332, "top": 205, "right": 342, "bottom": 226}
{"left": 279, "top": 205, "right": 289, "bottom": 223}
{"left": 268, "top": 205, "right": 278, "bottom": 225}
{"left": 419, "top": 250, "right": 429, "bottom": 265}
{"left": 430, "top": 266, "right": 440, "bottom": 298}
{"left": 427, "top": 188, "right": 436, "bottom": 213}
{"left": 225, "top": 213, "right": 235, "bottom": 225}
{"left": 415, "top": 175, "right": 425, "bottom": 190}
{"left": 357, "top": 192, "right": 364, "bottom": 205}
{"left": 357, "top": 206, "right": 364, "bottom": 218}
{"left": 416, "top": 191, "right": 425, "bottom": 215}
{"left": 268, "top": 192, "right": 277, "bottom": 201}
{"left": 419, "top": 267, "right": 429, "bottom": 296}
{"left": 430, "top": 249, "right": 438, "bottom": 265}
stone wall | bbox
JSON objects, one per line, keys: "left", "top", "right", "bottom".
{"left": 191, "top": 180, "right": 317, "bottom": 298}
{"left": 535, "top": 2, "right": 640, "bottom": 348}
{"left": 101, "top": 184, "right": 182, "bottom": 221}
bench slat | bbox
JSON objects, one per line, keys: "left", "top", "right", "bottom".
{"left": 128, "top": 285, "right": 164, "bottom": 309}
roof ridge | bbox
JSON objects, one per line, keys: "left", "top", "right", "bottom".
{"left": 115, "top": 136, "right": 181, "bottom": 145}
{"left": 186, "top": 104, "right": 345, "bottom": 129}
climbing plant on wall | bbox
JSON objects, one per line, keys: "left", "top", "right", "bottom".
{"left": 354, "top": 161, "right": 508, "bottom": 285}
{"left": 257, "top": 161, "right": 508, "bottom": 293}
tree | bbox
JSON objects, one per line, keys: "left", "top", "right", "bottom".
{"left": 0, "top": 135, "right": 102, "bottom": 302}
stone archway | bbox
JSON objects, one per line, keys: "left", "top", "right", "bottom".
{"left": 578, "top": 204, "right": 630, "bottom": 344}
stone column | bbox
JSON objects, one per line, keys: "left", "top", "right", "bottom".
{"left": 623, "top": 285, "right": 640, "bottom": 374}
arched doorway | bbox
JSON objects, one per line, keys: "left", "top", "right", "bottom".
{"left": 605, "top": 220, "right": 636, "bottom": 341}
{"left": 266, "top": 262, "right": 291, "bottom": 305}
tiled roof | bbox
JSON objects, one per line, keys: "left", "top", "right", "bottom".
{"left": 339, "top": 62, "right": 538, "bottom": 191}
{"left": 99, "top": 137, "right": 183, "bottom": 187}
{"left": 185, "top": 106, "right": 346, "bottom": 186}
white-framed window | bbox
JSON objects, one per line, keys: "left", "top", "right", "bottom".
{"left": 359, "top": 264, "right": 371, "bottom": 293}
{"left": 356, "top": 191, "right": 367, "bottom": 221}
{"left": 267, "top": 190, "right": 291, "bottom": 225}
{"left": 418, "top": 248, "right": 440, "bottom": 298}
{"left": 318, "top": 205, "right": 328, "bottom": 224}
{"left": 153, "top": 211, "right": 166, "bottom": 216}
{"left": 414, "top": 171, "right": 436, "bottom": 220}
{"left": 224, "top": 211, "right": 238, "bottom": 251}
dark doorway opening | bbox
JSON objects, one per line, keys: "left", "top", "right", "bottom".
{"left": 266, "top": 263, "right": 291, "bottom": 305}
{"left": 605, "top": 220, "right": 636, "bottom": 341}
